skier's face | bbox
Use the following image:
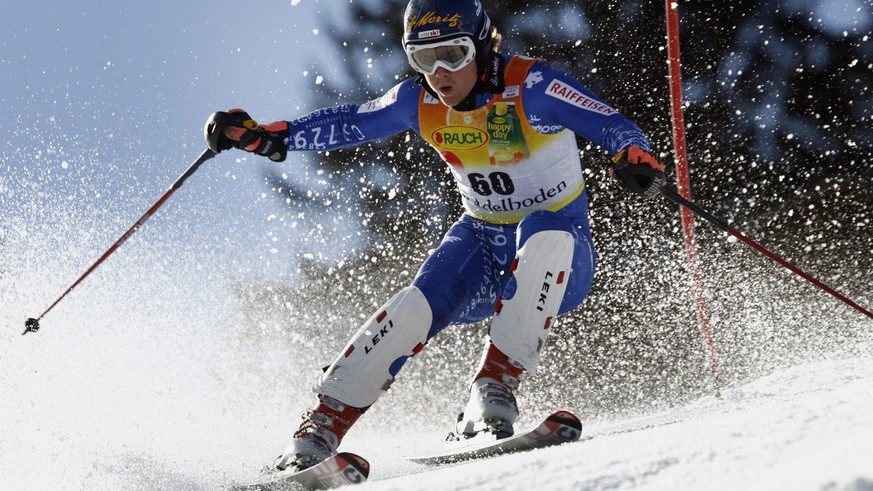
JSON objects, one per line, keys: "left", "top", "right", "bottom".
{"left": 424, "top": 61, "right": 479, "bottom": 107}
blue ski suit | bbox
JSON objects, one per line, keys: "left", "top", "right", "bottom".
{"left": 283, "top": 54, "right": 652, "bottom": 344}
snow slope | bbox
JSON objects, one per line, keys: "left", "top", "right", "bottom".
{"left": 355, "top": 358, "right": 873, "bottom": 491}
{"left": 4, "top": 292, "right": 871, "bottom": 491}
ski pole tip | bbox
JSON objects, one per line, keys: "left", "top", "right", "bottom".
{"left": 23, "top": 318, "right": 40, "bottom": 335}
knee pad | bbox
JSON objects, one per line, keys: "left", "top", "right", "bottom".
{"left": 315, "top": 285, "right": 432, "bottom": 408}
{"left": 489, "top": 228, "right": 574, "bottom": 373}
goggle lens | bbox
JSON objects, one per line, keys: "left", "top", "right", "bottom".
{"left": 406, "top": 37, "right": 476, "bottom": 74}
{"left": 412, "top": 45, "right": 470, "bottom": 72}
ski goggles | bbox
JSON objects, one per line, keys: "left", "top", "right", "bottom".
{"left": 405, "top": 36, "right": 477, "bottom": 75}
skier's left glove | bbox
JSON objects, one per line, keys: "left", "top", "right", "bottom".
{"left": 204, "top": 109, "right": 289, "bottom": 162}
{"left": 610, "top": 146, "right": 666, "bottom": 199}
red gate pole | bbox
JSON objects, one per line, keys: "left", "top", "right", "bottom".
{"left": 664, "top": 0, "right": 720, "bottom": 380}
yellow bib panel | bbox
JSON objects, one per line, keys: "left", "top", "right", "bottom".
{"left": 419, "top": 56, "right": 584, "bottom": 224}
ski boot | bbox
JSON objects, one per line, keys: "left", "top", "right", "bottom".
{"left": 449, "top": 342, "right": 524, "bottom": 442}
{"left": 273, "top": 395, "right": 364, "bottom": 472}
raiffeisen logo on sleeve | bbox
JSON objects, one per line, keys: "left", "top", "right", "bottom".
{"left": 545, "top": 79, "right": 616, "bottom": 116}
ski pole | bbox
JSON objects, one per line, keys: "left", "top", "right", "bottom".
{"left": 23, "top": 147, "right": 217, "bottom": 335}
{"left": 659, "top": 186, "right": 873, "bottom": 320}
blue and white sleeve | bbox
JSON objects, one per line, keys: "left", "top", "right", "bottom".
{"left": 523, "top": 62, "right": 652, "bottom": 155}
{"left": 285, "top": 78, "right": 422, "bottom": 152}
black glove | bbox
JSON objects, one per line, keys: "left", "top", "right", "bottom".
{"left": 204, "top": 109, "right": 289, "bottom": 162}
{"left": 610, "top": 146, "right": 666, "bottom": 198}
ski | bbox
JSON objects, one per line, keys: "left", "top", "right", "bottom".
{"left": 235, "top": 452, "right": 370, "bottom": 490}
{"left": 407, "top": 410, "right": 582, "bottom": 465}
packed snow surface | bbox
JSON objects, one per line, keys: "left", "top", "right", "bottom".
{"left": 4, "top": 319, "right": 871, "bottom": 491}
{"left": 355, "top": 358, "right": 873, "bottom": 491}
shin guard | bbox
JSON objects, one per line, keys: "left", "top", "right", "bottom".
{"left": 315, "top": 285, "right": 432, "bottom": 408}
{"left": 489, "top": 229, "right": 574, "bottom": 373}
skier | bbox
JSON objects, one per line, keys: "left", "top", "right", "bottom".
{"left": 206, "top": 0, "right": 665, "bottom": 472}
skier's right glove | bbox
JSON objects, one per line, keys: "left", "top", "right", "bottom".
{"left": 610, "top": 146, "right": 666, "bottom": 199}
{"left": 204, "top": 109, "right": 289, "bottom": 162}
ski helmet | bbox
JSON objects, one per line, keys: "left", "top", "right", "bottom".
{"left": 403, "top": 0, "right": 493, "bottom": 57}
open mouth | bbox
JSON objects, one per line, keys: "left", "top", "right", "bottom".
{"left": 438, "top": 84, "right": 455, "bottom": 96}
